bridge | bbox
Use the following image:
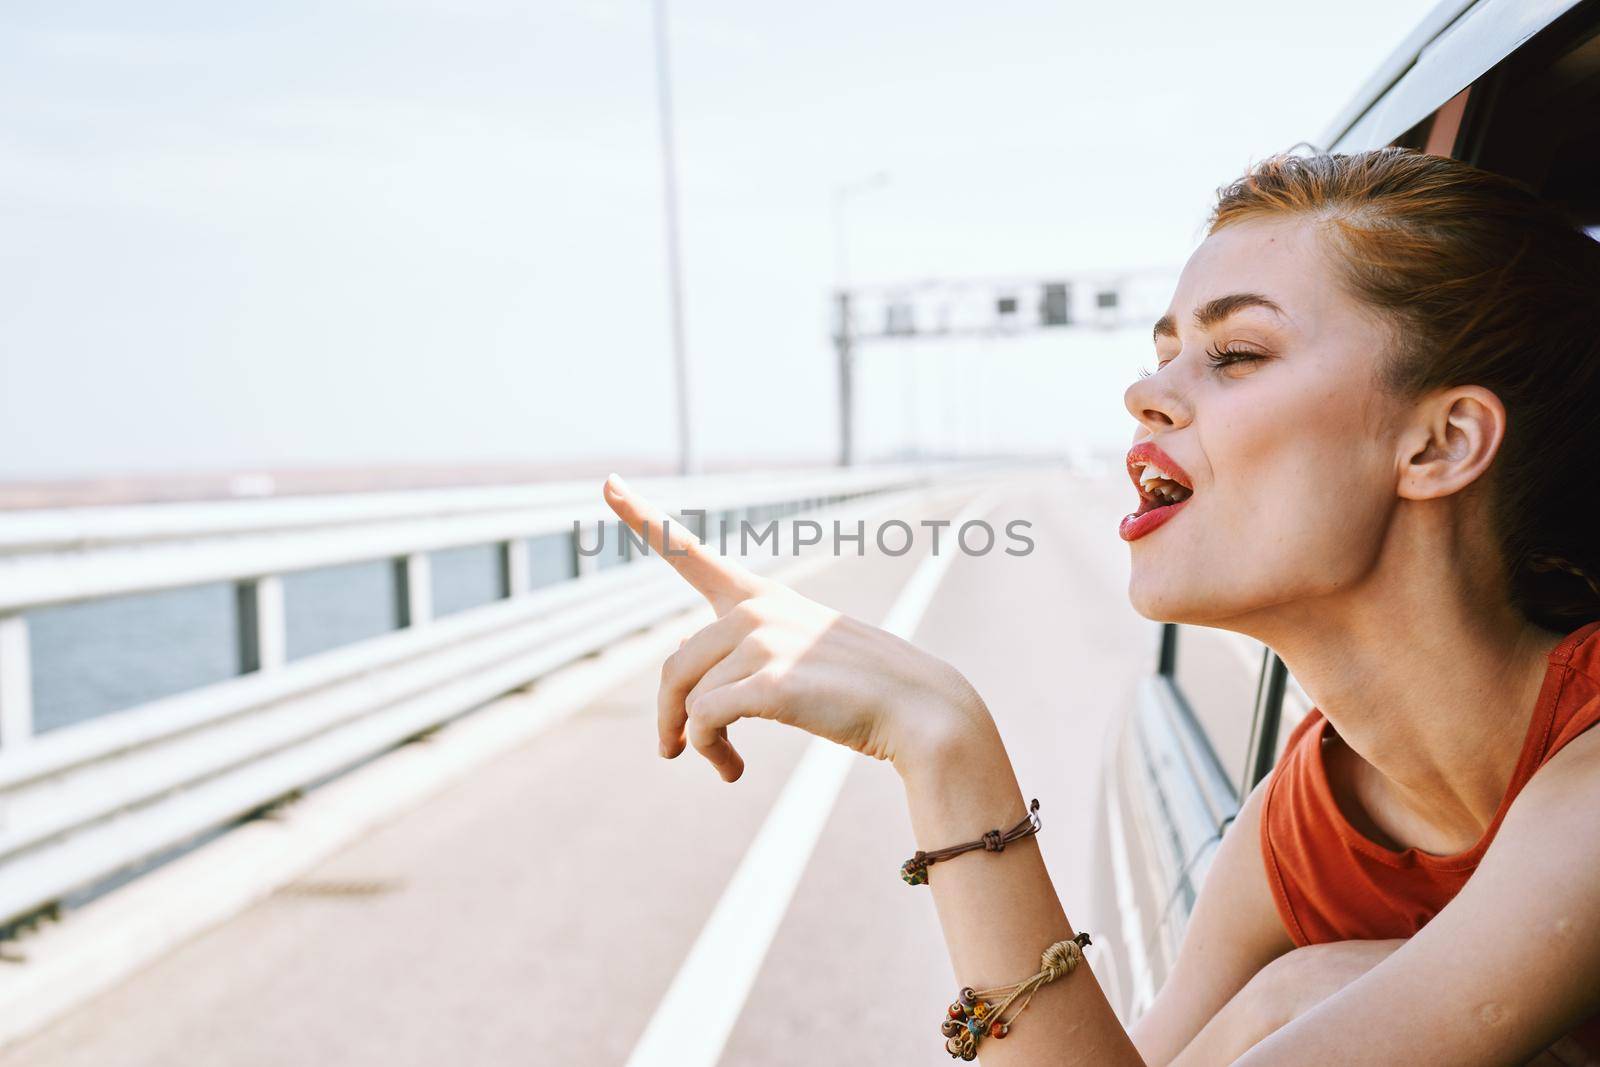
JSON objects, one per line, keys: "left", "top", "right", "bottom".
{"left": 0, "top": 462, "right": 1149, "bottom": 1066}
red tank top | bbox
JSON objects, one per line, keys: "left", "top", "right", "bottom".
{"left": 1259, "top": 622, "right": 1600, "bottom": 1057}
{"left": 1261, "top": 620, "right": 1600, "bottom": 945}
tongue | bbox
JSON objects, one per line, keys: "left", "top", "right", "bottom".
{"left": 1141, "top": 489, "right": 1190, "bottom": 514}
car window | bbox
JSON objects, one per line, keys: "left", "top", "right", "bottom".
{"left": 1169, "top": 624, "right": 1265, "bottom": 789}
{"left": 1464, "top": 6, "right": 1600, "bottom": 228}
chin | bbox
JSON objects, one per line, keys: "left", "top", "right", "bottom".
{"left": 1126, "top": 564, "right": 1259, "bottom": 627}
{"left": 1126, "top": 567, "right": 1195, "bottom": 623}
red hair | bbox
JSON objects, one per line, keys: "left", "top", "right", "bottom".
{"left": 1210, "top": 149, "right": 1600, "bottom": 630}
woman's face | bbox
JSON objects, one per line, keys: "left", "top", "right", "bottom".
{"left": 1121, "top": 215, "right": 1407, "bottom": 628}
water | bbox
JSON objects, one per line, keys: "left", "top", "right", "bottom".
{"left": 282, "top": 560, "right": 402, "bottom": 662}
{"left": 29, "top": 583, "right": 243, "bottom": 734}
{"left": 26, "top": 530, "right": 583, "bottom": 735}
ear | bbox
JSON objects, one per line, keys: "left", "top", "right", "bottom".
{"left": 1396, "top": 386, "right": 1507, "bottom": 501}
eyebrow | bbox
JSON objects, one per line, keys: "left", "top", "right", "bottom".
{"left": 1152, "top": 292, "right": 1287, "bottom": 343}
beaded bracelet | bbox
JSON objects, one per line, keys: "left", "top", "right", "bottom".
{"left": 939, "top": 932, "right": 1092, "bottom": 1060}
{"left": 901, "top": 799, "right": 1042, "bottom": 886}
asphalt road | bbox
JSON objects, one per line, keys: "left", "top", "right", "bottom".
{"left": 0, "top": 467, "right": 1153, "bottom": 1067}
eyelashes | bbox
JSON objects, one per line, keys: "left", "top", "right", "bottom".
{"left": 1205, "top": 344, "right": 1266, "bottom": 368}
{"left": 1135, "top": 345, "right": 1266, "bottom": 381}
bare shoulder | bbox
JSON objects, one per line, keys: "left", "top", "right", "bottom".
{"left": 1521, "top": 712, "right": 1600, "bottom": 792}
{"left": 1129, "top": 774, "right": 1296, "bottom": 1064}
{"left": 1490, "top": 713, "right": 1600, "bottom": 863}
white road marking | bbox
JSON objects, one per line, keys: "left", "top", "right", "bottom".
{"left": 624, "top": 492, "right": 999, "bottom": 1067}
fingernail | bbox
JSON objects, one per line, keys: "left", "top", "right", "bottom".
{"left": 605, "top": 473, "right": 627, "bottom": 494}
{"left": 659, "top": 741, "right": 669, "bottom": 758}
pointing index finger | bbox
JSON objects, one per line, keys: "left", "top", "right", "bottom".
{"left": 602, "top": 474, "right": 762, "bottom": 613}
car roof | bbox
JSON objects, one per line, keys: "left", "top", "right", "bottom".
{"left": 1320, "top": 0, "right": 1584, "bottom": 152}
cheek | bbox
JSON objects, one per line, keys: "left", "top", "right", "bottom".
{"left": 1128, "top": 381, "right": 1394, "bottom": 620}
{"left": 1232, "top": 389, "right": 1392, "bottom": 562}
{"left": 1223, "top": 465, "right": 1390, "bottom": 591}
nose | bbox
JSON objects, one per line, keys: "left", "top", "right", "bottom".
{"left": 1123, "top": 366, "right": 1192, "bottom": 435}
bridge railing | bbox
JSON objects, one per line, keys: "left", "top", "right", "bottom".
{"left": 0, "top": 463, "right": 979, "bottom": 929}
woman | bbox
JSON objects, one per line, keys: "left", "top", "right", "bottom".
{"left": 603, "top": 148, "right": 1600, "bottom": 1065}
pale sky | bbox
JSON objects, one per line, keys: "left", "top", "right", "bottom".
{"left": 0, "top": 0, "right": 1440, "bottom": 480}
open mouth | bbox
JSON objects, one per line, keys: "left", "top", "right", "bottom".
{"left": 1120, "top": 443, "right": 1194, "bottom": 542}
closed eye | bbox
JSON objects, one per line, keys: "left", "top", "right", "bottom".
{"left": 1205, "top": 344, "right": 1266, "bottom": 369}
{"left": 1139, "top": 344, "right": 1261, "bottom": 381}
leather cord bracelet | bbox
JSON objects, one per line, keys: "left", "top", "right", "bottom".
{"left": 900, "top": 799, "right": 1042, "bottom": 886}
{"left": 940, "top": 932, "right": 1092, "bottom": 1060}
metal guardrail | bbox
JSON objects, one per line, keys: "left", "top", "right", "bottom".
{"left": 0, "top": 463, "right": 976, "bottom": 929}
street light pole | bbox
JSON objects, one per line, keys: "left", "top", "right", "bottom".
{"left": 830, "top": 172, "right": 888, "bottom": 468}
{"left": 832, "top": 289, "right": 854, "bottom": 467}
{"left": 652, "top": 0, "right": 695, "bottom": 476}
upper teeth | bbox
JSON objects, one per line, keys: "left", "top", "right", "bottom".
{"left": 1138, "top": 464, "right": 1174, "bottom": 487}
{"left": 1135, "top": 461, "right": 1190, "bottom": 503}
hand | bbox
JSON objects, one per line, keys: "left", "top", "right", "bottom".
{"left": 602, "top": 475, "right": 988, "bottom": 782}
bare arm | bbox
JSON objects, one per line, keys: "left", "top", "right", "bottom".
{"left": 1176, "top": 939, "right": 1405, "bottom": 1064}
{"left": 898, "top": 719, "right": 1141, "bottom": 1063}
{"left": 1182, "top": 936, "right": 1592, "bottom": 1065}
{"left": 904, "top": 745, "right": 1294, "bottom": 1064}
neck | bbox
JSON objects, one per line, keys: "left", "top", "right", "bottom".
{"left": 1238, "top": 521, "right": 1563, "bottom": 848}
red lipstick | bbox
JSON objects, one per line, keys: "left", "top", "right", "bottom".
{"left": 1120, "top": 441, "right": 1194, "bottom": 542}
